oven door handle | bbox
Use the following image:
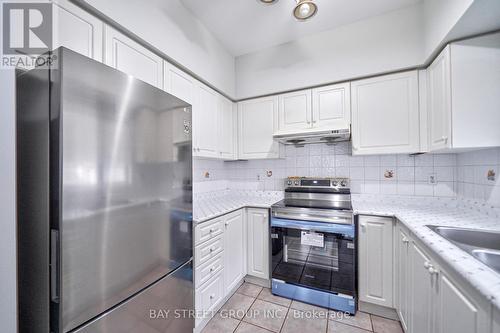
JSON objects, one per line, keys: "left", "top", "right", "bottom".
{"left": 271, "top": 217, "right": 354, "bottom": 238}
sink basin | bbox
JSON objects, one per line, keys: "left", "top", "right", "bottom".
{"left": 427, "top": 225, "right": 500, "bottom": 251}
{"left": 472, "top": 249, "right": 500, "bottom": 274}
{"left": 427, "top": 225, "right": 500, "bottom": 274}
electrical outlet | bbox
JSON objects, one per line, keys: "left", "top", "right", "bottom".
{"left": 428, "top": 173, "right": 437, "bottom": 185}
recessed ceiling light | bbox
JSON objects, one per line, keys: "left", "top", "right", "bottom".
{"left": 293, "top": 0, "right": 318, "bottom": 21}
{"left": 258, "top": 0, "right": 278, "bottom": 4}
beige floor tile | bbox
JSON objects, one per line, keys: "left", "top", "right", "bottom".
{"left": 237, "top": 282, "right": 263, "bottom": 298}
{"left": 235, "top": 321, "right": 273, "bottom": 333}
{"left": 328, "top": 320, "right": 372, "bottom": 333}
{"left": 243, "top": 299, "right": 288, "bottom": 332}
{"left": 220, "top": 293, "right": 255, "bottom": 319}
{"left": 329, "top": 311, "right": 372, "bottom": 331}
{"left": 371, "top": 315, "right": 403, "bottom": 333}
{"left": 257, "top": 288, "right": 292, "bottom": 307}
{"left": 290, "top": 300, "right": 329, "bottom": 318}
{"left": 281, "top": 309, "right": 328, "bottom": 333}
{"left": 201, "top": 314, "right": 240, "bottom": 333}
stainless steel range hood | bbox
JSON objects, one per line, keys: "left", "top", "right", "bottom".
{"left": 273, "top": 128, "right": 351, "bottom": 146}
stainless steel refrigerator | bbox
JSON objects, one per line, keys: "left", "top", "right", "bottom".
{"left": 17, "top": 47, "right": 194, "bottom": 333}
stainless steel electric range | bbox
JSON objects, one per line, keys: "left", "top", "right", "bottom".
{"left": 270, "top": 177, "right": 356, "bottom": 314}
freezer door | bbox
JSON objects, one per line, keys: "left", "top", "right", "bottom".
{"left": 74, "top": 260, "right": 194, "bottom": 333}
{"left": 55, "top": 49, "right": 193, "bottom": 332}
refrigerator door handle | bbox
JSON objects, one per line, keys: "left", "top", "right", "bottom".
{"left": 50, "top": 229, "right": 60, "bottom": 303}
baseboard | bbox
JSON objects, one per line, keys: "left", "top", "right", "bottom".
{"left": 244, "top": 275, "right": 270, "bottom": 288}
{"left": 358, "top": 301, "right": 399, "bottom": 321}
{"left": 193, "top": 278, "right": 245, "bottom": 333}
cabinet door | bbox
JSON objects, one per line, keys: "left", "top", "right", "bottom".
{"left": 312, "top": 83, "right": 351, "bottom": 129}
{"left": 52, "top": 0, "right": 103, "bottom": 61}
{"left": 246, "top": 209, "right": 269, "bottom": 280}
{"left": 218, "top": 97, "right": 236, "bottom": 160}
{"left": 104, "top": 26, "right": 163, "bottom": 88}
{"left": 427, "top": 46, "right": 452, "bottom": 151}
{"left": 437, "top": 272, "right": 488, "bottom": 333}
{"left": 223, "top": 210, "right": 245, "bottom": 293}
{"left": 163, "top": 62, "right": 195, "bottom": 104}
{"left": 277, "top": 90, "right": 312, "bottom": 132}
{"left": 396, "top": 227, "right": 410, "bottom": 332}
{"left": 351, "top": 71, "right": 420, "bottom": 155}
{"left": 194, "top": 84, "right": 219, "bottom": 158}
{"left": 410, "top": 242, "right": 434, "bottom": 333}
{"left": 358, "top": 216, "right": 393, "bottom": 307}
{"left": 238, "top": 97, "right": 279, "bottom": 159}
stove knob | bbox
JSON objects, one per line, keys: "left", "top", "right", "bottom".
{"left": 294, "top": 180, "right": 300, "bottom": 186}
{"left": 340, "top": 180, "right": 347, "bottom": 187}
{"left": 287, "top": 180, "right": 292, "bottom": 186}
{"left": 332, "top": 180, "right": 338, "bottom": 187}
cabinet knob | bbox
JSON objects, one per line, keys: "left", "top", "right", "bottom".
{"left": 441, "top": 136, "right": 448, "bottom": 143}
{"left": 402, "top": 236, "right": 409, "bottom": 244}
{"left": 210, "top": 267, "right": 214, "bottom": 272}
{"left": 423, "top": 261, "right": 431, "bottom": 269}
{"left": 209, "top": 229, "right": 214, "bottom": 233}
{"left": 360, "top": 223, "right": 366, "bottom": 230}
{"left": 225, "top": 222, "right": 229, "bottom": 226}
{"left": 210, "top": 294, "right": 215, "bottom": 299}
{"left": 428, "top": 266, "right": 439, "bottom": 275}
{"left": 210, "top": 247, "right": 214, "bottom": 252}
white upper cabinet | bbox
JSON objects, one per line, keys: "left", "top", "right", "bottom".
{"left": 194, "top": 84, "right": 219, "bottom": 158}
{"left": 277, "top": 90, "right": 312, "bottom": 133}
{"left": 428, "top": 33, "right": 500, "bottom": 151}
{"left": 427, "top": 46, "right": 452, "bottom": 151}
{"left": 218, "top": 97, "right": 237, "bottom": 160}
{"left": 104, "top": 26, "right": 163, "bottom": 88}
{"left": 351, "top": 70, "right": 420, "bottom": 155}
{"left": 52, "top": 0, "right": 103, "bottom": 61}
{"left": 238, "top": 96, "right": 280, "bottom": 160}
{"left": 312, "top": 83, "right": 351, "bottom": 130}
{"left": 276, "top": 84, "right": 351, "bottom": 134}
{"left": 163, "top": 61, "right": 196, "bottom": 104}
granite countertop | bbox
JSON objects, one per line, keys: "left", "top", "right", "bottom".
{"left": 352, "top": 194, "right": 500, "bottom": 311}
{"left": 193, "top": 190, "right": 283, "bottom": 223}
{"left": 193, "top": 190, "right": 500, "bottom": 310}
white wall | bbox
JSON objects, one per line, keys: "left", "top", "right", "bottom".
{"left": 0, "top": 70, "right": 17, "bottom": 333}
{"left": 235, "top": 4, "right": 424, "bottom": 99}
{"left": 423, "top": 0, "right": 474, "bottom": 59}
{"left": 82, "top": 0, "right": 236, "bottom": 97}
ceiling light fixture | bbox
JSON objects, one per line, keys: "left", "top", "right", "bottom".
{"left": 258, "top": 0, "right": 279, "bottom": 4}
{"left": 293, "top": 0, "right": 317, "bottom": 21}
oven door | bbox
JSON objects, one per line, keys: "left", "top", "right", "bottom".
{"left": 270, "top": 217, "right": 355, "bottom": 296}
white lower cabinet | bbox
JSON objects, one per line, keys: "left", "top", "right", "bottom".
{"left": 246, "top": 208, "right": 270, "bottom": 280}
{"left": 396, "top": 225, "right": 410, "bottom": 332}
{"left": 194, "top": 208, "right": 269, "bottom": 329}
{"left": 223, "top": 210, "right": 245, "bottom": 294}
{"left": 409, "top": 240, "right": 434, "bottom": 333}
{"left": 358, "top": 215, "right": 394, "bottom": 307}
{"left": 360, "top": 215, "right": 493, "bottom": 333}
{"left": 195, "top": 271, "right": 224, "bottom": 325}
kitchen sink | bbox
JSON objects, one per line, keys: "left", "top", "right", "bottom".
{"left": 427, "top": 225, "right": 500, "bottom": 274}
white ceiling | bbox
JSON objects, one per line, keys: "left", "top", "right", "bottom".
{"left": 181, "top": 0, "right": 422, "bottom": 56}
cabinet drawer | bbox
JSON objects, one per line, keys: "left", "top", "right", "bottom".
{"left": 195, "top": 271, "right": 224, "bottom": 324}
{"left": 195, "top": 236, "right": 223, "bottom": 267}
{"left": 195, "top": 218, "right": 223, "bottom": 245}
{"left": 195, "top": 254, "right": 223, "bottom": 288}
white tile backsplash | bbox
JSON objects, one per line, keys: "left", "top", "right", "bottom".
{"left": 194, "top": 143, "right": 500, "bottom": 205}
{"left": 456, "top": 147, "right": 500, "bottom": 207}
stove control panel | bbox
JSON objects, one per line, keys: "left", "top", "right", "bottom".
{"left": 285, "top": 177, "right": 350, "bottom": 190}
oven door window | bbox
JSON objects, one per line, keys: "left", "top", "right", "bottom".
{"left": 271, "top": 226, "right": 354, "bottom": 296}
